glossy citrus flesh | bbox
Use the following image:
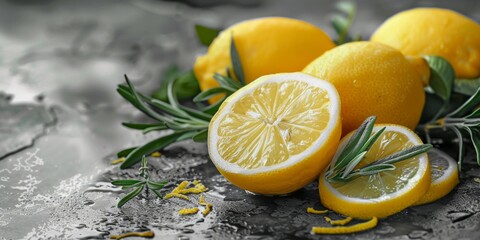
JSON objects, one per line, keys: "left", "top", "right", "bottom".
{"left": 194, "top": 17, "right": 335, "bottom": 102}
{"left": 208, "top": 73, "right": 341, "bottom": 195}
{"left": 415, "top": 148, "right": 459, "bottom": 205}
{"left": 319, "top": 125, "right": 431, "bottom": 219}
{"left": 303, "top": 41, "right": 425, "bottom": 134}
{"left": 371, "top": 8, "right": 480, "bottom": 78}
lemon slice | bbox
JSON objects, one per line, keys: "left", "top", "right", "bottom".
{"left": 319, "top": 124, "right": 431, "bottom": 219}
{"left": 208, "top": 72, "right": 341, "bottom": 195}
{"left": 415, "top": 148, "right": 459, "bottom": 205}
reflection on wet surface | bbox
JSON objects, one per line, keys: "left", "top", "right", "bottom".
{"left": 1, "top": 0, "right": 480, "bottom": 239}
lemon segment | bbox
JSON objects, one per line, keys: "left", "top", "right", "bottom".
{"left": 319, "top": 125, "right": 431, "bottom": 219}
{"left": 208, "top": 73, "right": 341, "bottom": 195}
{"left": 415, "top": 149, "right": 459, "bottom": 205}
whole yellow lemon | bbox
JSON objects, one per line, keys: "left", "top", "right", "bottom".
{"left": 194, "top": 17, "right": 335, "bottom": 96}
{"left": 371, "top": 8, "right": 480, "bottom": 78}
{"left": 303, "top": 41, "right": 425, "bottom": 134}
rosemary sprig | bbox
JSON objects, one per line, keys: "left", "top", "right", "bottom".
{"left": 418, "top": 87, "right": 480, "bottom": 170}
{"left": 112, "top": 156, "right": 168, "bottom": 208}
{"left": 326, "top": 116, "right": 432, "bottom": 182}
{"left": 330, "top": 1, "right": 361, "bottom": 45}
{"left": 117, "top": 35, "right": 245, "bottom": 169}
{"left": 417, "top": 55, "right": 480, "bottom": 171}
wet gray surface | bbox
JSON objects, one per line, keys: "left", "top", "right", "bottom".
{"left": 1, "top": 0, "right": 480, "bottom": 239}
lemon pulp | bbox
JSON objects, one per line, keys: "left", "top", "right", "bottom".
{"left": 216, "top": 80, "right": 331, "bottom": 169}
{"left": 331, "top": 131, "right": 420, "bottom": 199}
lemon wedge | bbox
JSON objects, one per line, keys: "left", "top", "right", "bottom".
{"left": 208, "top": 72, "right": 341, "bottom": 195}
{"left": 319, "top": 124, "right": 431, "bottom": 219}
{"left": 415, "top": 148, "right": 459, "bottom": 205}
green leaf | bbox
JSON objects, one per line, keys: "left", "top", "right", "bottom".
{"left": 117, "top": 146, "right": 137, "bottom": 158}
{"left": 117, "top": 184, "right": 144, "bottom": 208}
{"left": 466, "top": 108, "right": 480, "bottom": 119}
{"left": 192, "top": 129, "right": 208, "bottom": 142}
{"left": 121, "top": 75, "right": 173, "bottom": 123}
{"left": 448, "top": 87, "right": 480, "bottom": 118}
{"left": 193, "top": 87, "right": 232, "bottom": 102}
{"left": 361, "top": 127, "right": 386, "bottom": 153}
{"left": 200, "top": 96, "right": 226, "bottom": 115}
{"left": 454, "top": 76, "right": 480, "bottom": 96}
{"left": 150, "top": 98, "right": 190, "bottom": 119}
{"left": 213, "top": 73, "right": 242, "bottom": 90}
{"left": 374, "top": 144, "right": 432, "bottom": 166}
{"left": 122, "top": 122, "right": 166, "bottom": 130}
{"left": 151, "top": 189, "right": 163, "bottom": 199}
{"left": 152, "top": 69, "right": 200, "bottom": 101}
{"left": 449, "top": 126, "right": 465, "bottom": 171}
{"left": 464, "top": 127, "right": 480, "bottom": 166}
{"left": 336, "top": 1, "right": 355, "bottom": 15}
{"left": 230, "top": 36, "right": 245, "bottom": 85}
{"left": 341, "top": 151, "right": 367, "bottom": 178}
{"left": 147, "top": 180, "right": 169, "bottom": 190}
{"left": 121, "top": 132, "right": 184, "bottom": 169}
{"left": 356, "top": 164, "right": 396, "bottom": 175}
{"left": 143, "top": 125, "right": 169, "bottom": 134}
{"left": 195, "top": 24, "right": 220, "bottom": 47}
{"left": 424, "top": 56, "right": 455, "bottom": 102}
{"left": 179, "top": 105, "right": 213, "bottom": 122}
{"left": 419, "top": 93, "right": 446, "bottom": 123}
{"left": 334, "top": 116, "right": 376, "bottom": 171}
{"left": 111, "top": 179, "right": 143, "bottom": 186}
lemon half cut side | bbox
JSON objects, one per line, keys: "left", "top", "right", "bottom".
{"left": 319, "top": 124, "right": 431, "bottom": 219}
{"left": 208, "top": 72, "right": 342, "bottom": 195}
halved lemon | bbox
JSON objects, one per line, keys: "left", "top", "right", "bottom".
{"left": 415, "top": 148, "right": 459, "bottom": 205}
{"left": 208, "top": 72, "right": 341, "bottom": 195}
{"left": 319, "top": 124, "right": 431, "bottom": 219}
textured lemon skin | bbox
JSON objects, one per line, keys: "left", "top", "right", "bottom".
{"left": 208, "top": 74, "right": 342, "bottom": 195}
{"left": 303, "top": 41, "right": 425, "bottom": 135}
{"left": 194, "top": 17, "right": 335, "bottom": 95}
{"left": 371, "top": 8, "right": 480, "bottom": 78}
{"left": 318, "top": 124, "right": 431, "bottom": 219}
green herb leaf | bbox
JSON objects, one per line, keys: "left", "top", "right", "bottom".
{"left": 373, "top": 144, "right": 432, "bottom": 166}
{"left": 111, "top": 179, "right": 144, "bottom": 186}
{"left": 449, "top": 126, "right": 465, "bottom": 171}
{"left": 193, "top": 87, "right": 232, "bottom": 102}
{"left": 117, "top": 146, "right": 138, "bottom": 158}
{"left": 192, "top": 129, "right": 208, "bottom": 142}
{"left": 424, "top": 56, "right": 455, "bottom": 102}
{"left": 147, "top": 180, "right": 169, "bottom": 190}
{"left": 117, "top": 184, "right": 144, "bottom": 208}
{"left": 447, "top": 87, "right": 480, "bottom": 118}
{"left": 230, "top": 36, "right": 246, "bottom": 85}
{"left": 464, "top": 127, "right": 480, "bottom": 166}
{"left": 330, "top": 1, "right": 357, "bottom": 45}
{"left": 152, "top": 69, "right": 200, "bottom": 102}
{"left": 341, "top": 151, "right": 367, "bottom": 178}
{"left": 454, "top": 76, "right": 480, "bottom": 96}
{"left": 121, "top": 132, "right": 184, "bottom": 169}
{"left": 213, "top": 73, "right": 242, "bottom": 90}
{"left": 151, "top": 189, "right": 163, "bottom": 199}
{"left": 122, "top": 122, "right": 167, "bottom": 130}
{"left": 195, "top": 24, "right": 220, "bottom": 46}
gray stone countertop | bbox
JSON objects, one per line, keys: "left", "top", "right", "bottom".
{"left": 1, "top": 0, "right": 480, "bottom": 239}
